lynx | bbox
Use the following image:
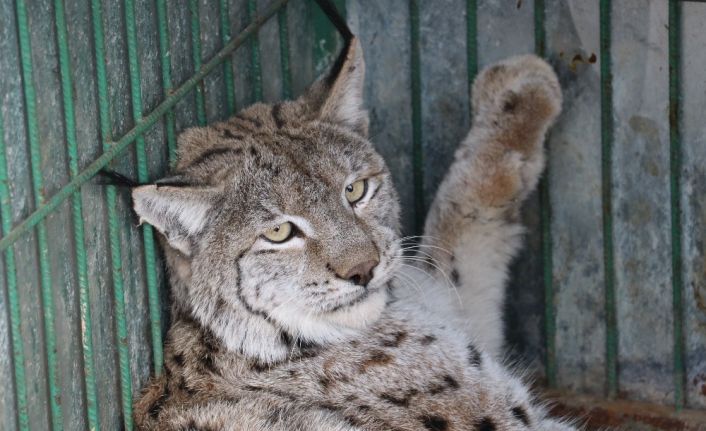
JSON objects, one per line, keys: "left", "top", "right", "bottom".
{"left": 132, "top": 35, "right": 573, "bottom": 430}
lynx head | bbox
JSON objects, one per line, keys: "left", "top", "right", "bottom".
{"left": 132, "top": 38, "right": 402, "bottom": 363}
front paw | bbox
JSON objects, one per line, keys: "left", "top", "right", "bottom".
{"left": 459, "top": 55, "right": 562, "bottom": 208}
{"left": 471, "top": 54, "right": 562, "bottom": 152}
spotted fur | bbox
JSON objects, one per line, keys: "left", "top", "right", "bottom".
{"left": 132, "top": 37, "right": 574, "bottom": 430}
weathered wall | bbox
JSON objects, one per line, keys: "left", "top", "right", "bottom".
{"left": 0, "top": 1, "right": 704, "bottom": 430}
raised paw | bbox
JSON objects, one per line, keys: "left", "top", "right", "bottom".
{"left": 471, "top": 54, "right": 562, "bottom": 156}
{"left": 446, "top": 55, "right": 562, "bottom": 210}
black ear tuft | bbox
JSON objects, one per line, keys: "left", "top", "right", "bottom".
{"left": 293, "top": 2, "right": 368, "bottom": 136}
{"left": 155, "top": 174, "right": 194, "bottom": 188}
{"left": 303, "top": 37, "right": 368, "bottom": 137}
{"left": 96, "top": 169, "right": 142, "bottom": 188}
{"left": 314, "top": 0, "right": 354, "bottom": 87}
{"left": 314, "top": 0, "right": 353, "bottom": 45}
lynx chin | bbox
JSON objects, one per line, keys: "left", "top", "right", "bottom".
{"left": 132, "top": 35, "right": 574, "bottom": 430}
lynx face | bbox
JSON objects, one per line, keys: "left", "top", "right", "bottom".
{"left": 132, "top": 39, "right": 402, "bottom": 362}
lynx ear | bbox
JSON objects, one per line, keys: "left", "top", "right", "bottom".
{"left": 303, "top": 37, "right": 368, "bottom": 136}
{"left": 132, "top": 183, "right": 217, "bottom": 256}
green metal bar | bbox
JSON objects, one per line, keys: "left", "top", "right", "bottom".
{"left": 156, "top": 0, "right": 178, "bottom": 166}
{"left": 534, "top": 0, "right": 546, "bottom": 57}
{"left": 14, "top": 0, "right": 63, "bottom": 428}
{"left": 189, "top": 0, "right": 207, "bottom": 126}
{"left": 409, "top": 0, "right": 423, "bottom": 234}
{"left": 668, "top": 0, "right": 685, "bottom": 410}
{"left": 219, "top": 0, "right": 236, "bottom": 114}
{"left": 0, "top": 0, "right": 289, "bottom": 253}
{"left": 278, "top": 5, "right": 292, "bottom": 100}
{"left": 0, "top": 116, "right": 29, "bottom": 431}
{"left": 466, "top": 0, "right": 477, "bottom": 92}
{"left": 90, "top": 0, "right": 133, "bottom": 427}
{"left": 599, "top": 0, "right": 618, "bottom": 399}
{"left": 534, "top": 0, "right": 556, "bottom": 389}
{"left": 53, "top": 0, "right": 100, "bottom": 428}
{"left": 125, "top": 0, "right": 164, "bottom": 376}
{"left": 248, "top": 0, "right": 263, "bottom": 102}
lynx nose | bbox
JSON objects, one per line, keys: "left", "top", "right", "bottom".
{"left": 342, "top": 259, "right": 379, "bottom": 287}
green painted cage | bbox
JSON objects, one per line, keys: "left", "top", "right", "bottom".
{"left": 0, "top": 0, "right": 705, "bottom": 429}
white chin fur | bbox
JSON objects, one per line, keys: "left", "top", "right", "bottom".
{"left": 268, "top": 288, "right": 387, "bottom": 345}
{"left": 324, "top": 288, "right": 387, "bottom": 328}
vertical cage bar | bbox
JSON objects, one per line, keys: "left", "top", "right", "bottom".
{"left": 248, "top": 0, "right": 263, "bottom": 102}
{"left": 156, "top": 0, "right": 178, "bottom": 165}
{"left": 90, "top": 0, "right": 134, "bottom": 426}
{"left": 0, "top": 117, "right": 29, "bottom": 431}
{"left": 409, "top": 0, "right": 423, "bottom": 234}
{"left": 219, "top": 0, "right": 237, "bottom": 115}
{"left": 534, "top": 0, "right": 556, "bottom": 388}
{"left": 278, "top": 4, "right": 292, "bottom": 100}
{"left": 124, "top": 0, "right": 164, "bottom": 376}
{"left": 53, "top": 0, "right": 100, "bottom": 427}
{"left": 599, "top": 0, "right": 618, "bottom": 399}
{"left": 534, "top": 0, "right": 545, "bottom": 57}
{"left": 668, "top": 0, "right": 685, "bottom": 410}
{"left": 466, "top": 0, "right": 477, "bottom": 91}
{"left": 14, "top": 0, "right": 64, "bottom": 427}
{"left": 189, "top": 0, "right": 207, "bottom": 126}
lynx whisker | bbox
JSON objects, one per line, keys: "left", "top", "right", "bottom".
{"left": 397, "top": 256, "right": 463, "bottom": 306}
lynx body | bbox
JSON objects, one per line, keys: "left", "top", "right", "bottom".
{"left": 132, "top": 37, "right": 572, "bottom": 430}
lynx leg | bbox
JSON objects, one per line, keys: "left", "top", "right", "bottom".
{"left": 419, "top": 55, "right": 562, "bottom": 357}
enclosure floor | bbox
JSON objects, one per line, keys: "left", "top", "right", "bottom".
{"left": 545, "top": 390, "right": 706, "bottom": 430}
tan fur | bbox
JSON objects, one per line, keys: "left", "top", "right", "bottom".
{"left": 132, "top": 38, "right": 573, "bottom": 430}
{"left": 421, "top": 55, "right": 562, "bottom": 356}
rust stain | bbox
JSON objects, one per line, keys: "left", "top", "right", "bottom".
{"left": 693, "top": 373, "right": 706, "bottom": 399}
{"left": 694, "top": 285, "right": 706, "bottom": 333}
{"left": 567, "top": 53, "right": 597, "bottom": 73}
{"left": 569, "top": 54, "right": 583, "bottom": 73}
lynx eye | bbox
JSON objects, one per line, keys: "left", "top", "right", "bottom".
{"left": 263, "top": 222, "right": 294, "bottom": 243}
{"left": 345, "top": 179, "right": 368, "bottom": 204}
